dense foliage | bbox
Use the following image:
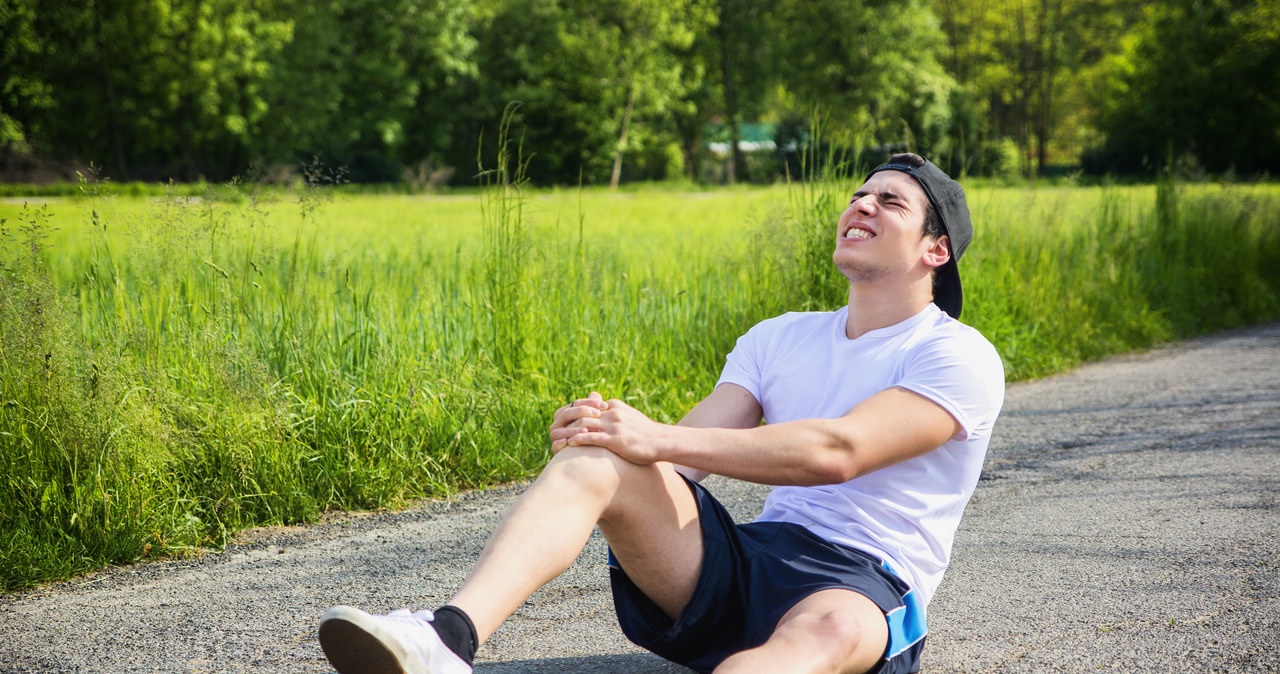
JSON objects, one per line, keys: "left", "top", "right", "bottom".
{"left": 2, "top": 0, "right": 1276, "bottom": 184}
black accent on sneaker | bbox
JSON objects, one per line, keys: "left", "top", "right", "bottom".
{"left": 431, "top": 605, "right": 478, "bottom": 664}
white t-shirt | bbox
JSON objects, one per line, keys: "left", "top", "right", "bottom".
{"left": 716, "top": 303, "right": 1005, "bottom": 606}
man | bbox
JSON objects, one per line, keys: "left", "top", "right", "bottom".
{"left": 318, "top": 153, "right": 1005, "bottom": 674}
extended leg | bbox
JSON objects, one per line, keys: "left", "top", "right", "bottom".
{"left": 715, "top": 589, "right": 889, "bottom": 674}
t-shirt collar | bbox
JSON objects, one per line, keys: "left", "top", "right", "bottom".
{"left": 836, "top": 303, "right": 941, "bottom": 342}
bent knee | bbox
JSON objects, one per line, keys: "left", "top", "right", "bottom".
{"left": 795, "top": 608, "right": 863, "bottom": 642}
{"left": 540, "top": 446, "right": 642, "bottom": 498}
{"left": 822, "top": 609, "right": 865, "bottom": 647}
{"left": 780, "top": 610, "right": 867, "bottom": 669}
{"left": 542, "top": 447, "right": 685, "bottom": 520}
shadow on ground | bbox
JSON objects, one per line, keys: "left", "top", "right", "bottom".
{"left": 475, "top": 652, "right": 692, "bottom": 672}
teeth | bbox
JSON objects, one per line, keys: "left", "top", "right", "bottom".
{"left": 845, "top": 228, "right": 873, "bottom": 240}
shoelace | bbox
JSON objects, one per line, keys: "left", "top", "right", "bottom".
{"left": 386, "top": 608, "right": 436, "bottom": 624}
{"left": 377, "top": 608, "right": 469, "bottom": 671}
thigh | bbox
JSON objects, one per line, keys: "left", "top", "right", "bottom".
{"left": 595, "top": 459, "right": 703, "bottom": 620}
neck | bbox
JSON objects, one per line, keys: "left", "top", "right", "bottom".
{"left": 843, "top": 280, "right": 934, "bottom": 339}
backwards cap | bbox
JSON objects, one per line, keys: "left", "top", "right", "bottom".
{"left": 865, "top": 157, "right": 972, "bottom": 319}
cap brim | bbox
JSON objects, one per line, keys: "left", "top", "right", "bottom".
{"left": 934, "top": 257, "right": 963, "bottom": 319}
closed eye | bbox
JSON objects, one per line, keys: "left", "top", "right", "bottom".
{"left": 851, "top": 190, "right": 908, "bottom": 210}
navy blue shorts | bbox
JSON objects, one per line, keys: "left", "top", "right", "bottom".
{"left": 609, "top": 477, "right": 926, "bottom": 674}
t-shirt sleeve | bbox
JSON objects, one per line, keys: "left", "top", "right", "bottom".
{"left": 716, "top": 320, "right": 771, "bottom": 402}
{"left": 897, "top": 329, "right": 1006, "bottom": 441}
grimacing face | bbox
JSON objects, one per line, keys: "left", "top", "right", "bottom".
{"left": 832, "top": 171, "right": 935, "bottom": 283}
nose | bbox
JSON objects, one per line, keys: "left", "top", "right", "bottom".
{"left": 849, "top": 194, "right": 878, "bottom": 215}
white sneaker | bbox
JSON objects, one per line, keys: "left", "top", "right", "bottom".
{"left": 318, "top": 606, "right": 473, "bottom": 674}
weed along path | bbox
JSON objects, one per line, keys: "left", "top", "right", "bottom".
{"left": 3, "top": 324, "right": 1278, "bottom": 673}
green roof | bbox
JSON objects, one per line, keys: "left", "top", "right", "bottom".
{"left": 704, "top": 122, "right": 777, "bottom": 143}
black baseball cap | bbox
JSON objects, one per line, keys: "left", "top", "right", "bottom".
{"left": 865, "top": 157, "right": 972, "bottom": 319}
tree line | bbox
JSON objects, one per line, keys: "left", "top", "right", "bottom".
{"left": 1, "top": 0, "right": 1276, "bottom": 185}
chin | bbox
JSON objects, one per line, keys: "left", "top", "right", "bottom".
{"left": 833, "top": 259, "right": 888, "bottom": 284}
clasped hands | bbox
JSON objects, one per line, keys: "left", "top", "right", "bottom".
{"left": 548, "top": 392, "right": 666, "bottom": 465}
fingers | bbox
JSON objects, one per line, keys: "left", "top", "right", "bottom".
{"left": 565, "top": 430, "right": 607, "bottom": 448}
{"left": 549, "top": 393, "right": 636, "bottom": 454}
{"left": 557, "top": 429, "right": 655, "bottom": 466}
{"left": 551, "top": 400, "right": 603, "bottom": 432}
{"left": 552, "top": 426, "right": 611, "bottom": 453}
{"left": 550, "top": 424, "right": 605, "bottom": 453}
{"left": 550, "top": 392, "right": 610, "bottom": 430}
{"left": 550, "top": 415, "right": 602, "bottom": 441}
{"left": 575, "top": 391, "right": 608, "bottom": 410}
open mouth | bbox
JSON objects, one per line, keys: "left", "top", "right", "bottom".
{"left": 843, "top": 227, "right": 874, "bottom": 240}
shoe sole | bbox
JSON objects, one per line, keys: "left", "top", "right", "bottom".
{"left": 319, "top": 606, "right": 427, "bottom": 674}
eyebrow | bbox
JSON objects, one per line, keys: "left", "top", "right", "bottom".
{"left": 851, "top": 189, "right": 909, "bottom": 205}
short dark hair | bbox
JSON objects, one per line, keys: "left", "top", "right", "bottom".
{"left": 886, "top": 153, "right": 944, "bottom": 239}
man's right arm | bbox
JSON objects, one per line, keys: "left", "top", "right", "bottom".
{"left": 550, "top": 384, "right": 763, "bottom": 482}
{"left": 670, "top": 383, "right": 763, "bottom": 482}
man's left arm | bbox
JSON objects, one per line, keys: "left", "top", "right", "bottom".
{"left": 554, "top": 386, "right": 959, "bottom": 487}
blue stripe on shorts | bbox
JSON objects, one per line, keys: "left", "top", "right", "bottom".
{"left": 881, "top": 561, "right": 928, "bottom": 661}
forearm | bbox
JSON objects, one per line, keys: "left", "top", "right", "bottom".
{"left": 559, "top": 387, "right": 958, "bottom": 486}
{"left": 667, "top": 383, "right": 761, "bottom": 484}
{"left": 657, "top": 420, "right": 858, "bottom": 487}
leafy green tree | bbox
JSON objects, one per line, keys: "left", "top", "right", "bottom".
{"left": 4, "top": 0, "right": 290, "bottom": 180}
{"left": 156, "top": 0, "right": 292, "bottom": 180}
{"left": 936, "top": 0, "right": 1142, "bottom": 175}
{"left": 463, "top": 0, "right": 595, "bottom": 182}
{"left": 1090, "top": 0, "right": 1280, "bottom": 175}
{"left": 706, "top": 0, "right": 779, "bottom": 183}
{"left": 398, "top": 0, "right": 480, "bottom": 178}
{"left": 772, "top": 0, "right": 958, "bottom": 159}
{"left": 588, "top": 0, "right": 709, "bottom": 188}
{"left": 0, "top": 0, "right": 141, "bottom": 176}
{"left": 255, "top": 0, "right": 477, "bottom": 182}
{"left": 461, "top": 0, "right": 706, "bottom": 185}
{"left": 15, "top": 0, "right": 1259, "bottom": 184}
{"left": 250, "top": 0, "right": 345, "bottom": 177}
{"left": 0, "top": 0, "right": 50, "bottom": 154}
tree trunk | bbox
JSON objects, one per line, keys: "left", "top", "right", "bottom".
{"left": 178, "top": 94, "right": 194, "bottom": 182}
{"left": 727, "top": 118, "right": 743, "bottom": 185}
{"left": 1015, "top": 3, "right": 1034, "bottom": 179}
{"left": 1034, "top": 0, "right": 1063, "bottom": 176}
{"left": 224, "top": 76, "right": 247, "bottom": 179}
{"left": 682, "top": 134, "right": 699, "bottom": 181}
{"left": 175, "top": 0, "right": 204, "bottom": 182}
{"left": 717, "top": 3, "right": 741, "bottom": 184}
{"left": 90, "top": 0, "right": 128, "bottom": 177}
{"left": 610, "top": 83, "right": 636, "bottom": 189}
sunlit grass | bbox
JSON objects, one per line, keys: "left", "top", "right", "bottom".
{"left": 1, "top": 174, "right": 1277, "bottom": 590}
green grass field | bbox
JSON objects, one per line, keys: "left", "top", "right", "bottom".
{"left": 2, "top": 174, "right": 1278, "bottom": 590}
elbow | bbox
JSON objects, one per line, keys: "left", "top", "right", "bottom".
{"left": 806, "top": 438, "right": 862, "bottom": 485}
{"left": 801, "top": 459, "right": 858, "bottom": 486}
{"left": 815, "top": 457, "right": 860, "bottom": 485}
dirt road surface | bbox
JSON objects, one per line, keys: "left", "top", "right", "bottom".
{"left": 3, "top": 323, "right": 1277, "bottom": 673}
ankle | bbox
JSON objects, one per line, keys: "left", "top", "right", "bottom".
{"left": 432, "top": 605, "right": 478, "bottom": 664}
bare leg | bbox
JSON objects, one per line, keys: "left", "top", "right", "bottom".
{"left": 714, "top": 589, "right": 888, "bottom": 674}
{"left": 447, "top": 446, "right": 703, "bottom": 644}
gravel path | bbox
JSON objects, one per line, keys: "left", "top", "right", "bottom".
{"left": 3, "top": 323, "right": 1277, "bottom": 673}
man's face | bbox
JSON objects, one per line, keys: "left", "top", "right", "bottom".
{"left": 832, "top": 170, "right": 938, "bottom": 283}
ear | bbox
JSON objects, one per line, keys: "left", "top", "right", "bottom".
{"left": 922, "top": 234, "right": 951, "bottom": 270}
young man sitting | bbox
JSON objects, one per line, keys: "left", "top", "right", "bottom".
{"left": 318, "top": 153, "right": 1005, "bottom": 674}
